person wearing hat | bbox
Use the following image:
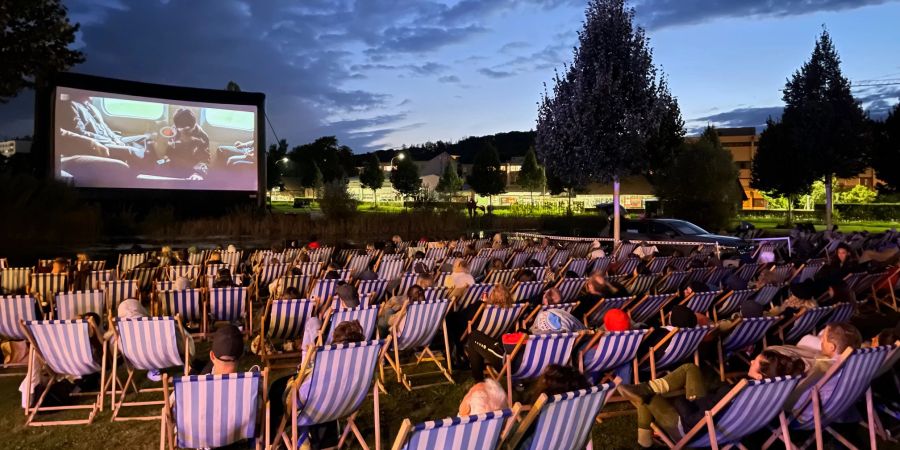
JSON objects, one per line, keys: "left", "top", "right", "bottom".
{"left": 588, "top": 240, "right": 605, "bottom": 260}
{"left": 192, "top": 325, "right": 244, "bottom": 375}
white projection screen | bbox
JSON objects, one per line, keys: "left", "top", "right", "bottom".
{"left": 53, "top": 86, "right": 259, "bottom": 191}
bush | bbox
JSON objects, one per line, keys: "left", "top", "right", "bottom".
{"left": 319, "top": 180, "right": 357, "bottom": 220}
{"left": 814, "top": 203, "right": 900, "bottom": 221}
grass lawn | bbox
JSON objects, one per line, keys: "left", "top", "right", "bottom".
{"left": 743, "top": 217, "right": 898, "bottom": 234}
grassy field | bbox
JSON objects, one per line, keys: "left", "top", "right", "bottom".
{"left": 743, "top": 217, "right": 898, "bottom": 233}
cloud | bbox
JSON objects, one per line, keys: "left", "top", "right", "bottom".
{"left": 438, "top": 75, "right": 461, "bottom": 83}
{"left": 499, "top": 41, "right": 531, "bottom": 53}
{"left": 633, "top": 0, "right": 898, "bottom": 29}
{"left": 856, "top": 86, "right": 900, "bottom": 119}
{"left": 688, "top": 106, "right": 784, "bottom": 134}
{"left": 478, "top": 68, "right": 517, "bottom": 79}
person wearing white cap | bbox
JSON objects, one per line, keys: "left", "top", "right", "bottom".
{"left": 589, "top": 240, "right": 605, "bottom": 259}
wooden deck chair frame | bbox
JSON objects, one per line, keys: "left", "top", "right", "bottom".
{"left": 19, "top": 318, "right": 111, "bottom": 426}
{"left": 381, "top": 299, "right": 455, "bottom": 391}
{"left": 258, "top": 297, "right": 318, "bottom": 370}
{"left": 461, "top": 302, "right": 527, "bottom": 342}
{"left": 636, "top": 326, "right": 710, "bottom": 381}
{"left": 582, "top": 296, "right": 636, "bottom": 327}
{"left": 109, "top": 314, "right": 191, "bottom": 421}
{"left": 715, "top": 316, "right": 779, "bottom": 382}
{"left": 503, "top": 386, "right": 616, "bottom": 450}
{"left": 207, "top": 286, "right": 253, "bottom": 337}
{"left": 872, "top": 267, "right": 900, "bottom": 312}
{"left": 578, "top": 329, "right": 650, "bottom": 385}
{"left": 390, "top": 405, "right": 521, "bottom": 450}
{"left": 495, "top": 332, "right": 584, "bottom": 402}
{"left": 0, "top": 294, "right": 40, "bottom": 377}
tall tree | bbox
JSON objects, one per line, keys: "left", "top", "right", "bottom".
{"left": 288, "top": 136, "right": 351, "bottom": 183}
{"left": 359, "top": 154, "right": 385, "bottom": 206}
{"left": 467, "top": 141, "right": 506, "bottom": 206}
{"left": 517, "top": 146, "right": 546, "bottom": 206}
{"left": 435, "top": 158, "right": 463, "bottom": 201}
{"left": 1, "top": 0, "right": 84, "bottom": 102}
{"left": 873, "top": 103, "right": 900, "bottom": 193}
{"left": 390, "top": 155, "right": 420, "bottom": 200}
{"left": 535, "top": 0, "right": 679, "bottom": 238}
{"left": 751, "top": 118, "right": 814, "bottom": 225}
{"left": 780, "top": 28, "right": 870, "bottom": 228}
{"left": 266, "top": 139, "right": 289, "bottom": 191}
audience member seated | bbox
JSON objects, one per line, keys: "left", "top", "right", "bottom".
{"left": 190, "top": 325, "right": 244, "bottom": 375}
{"left": 637, "top": 305, "right": 697, "bottom": 363}
{"left": 444, "top": 259, "right": 476, "bottom": 297}
{"left": 378, "top": 285, "right": 425, "bottom": 338}
{"left": 458, "top": 378, "right": 508, "bottom": 416}
{"left": 572, "top": 271, "right": 630, "bottom": 319}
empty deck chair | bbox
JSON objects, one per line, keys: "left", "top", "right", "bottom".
{"left": 126, "top": 267, "right": 160, "bottom": 293}
{"left": 21, "top": 319, "right": 109, "bottom": 426}
{"left": 323, "top": 306, "right": 379, "bottom": 344}
{"left": 485, "top": 269, "right": 518, "bottom": 286}
{"left": 256, "top": 262, "right": 291, "bottom": 288}
{"left": 468, "top": 256, "right": 490, "bottom": 278}
{"left": 220, "top": 251, "right": 242, "bottom": 268}
{"left": 110, "top": 316, "right": 190, "bottom": 421}
{"left": 0, "top": 295, "right": 38, "bottom": 374}
{"left": 54, "top": 290, "right": 105, "bottom": 320}
{"left": 464, "top": 303, "right": 527, "bottom": 341}
{"left": 628, "top": 294, "right": 677, "bottom": 325}
{"left": 382, "top": 299, "right": 453, "bottom": 390}
{"left": 156, "top": 288, "right": 204, "bottom": 335}
{"left": 638, "top": 325, "right": 713, "bottom": 380}
{"left": 511, "top": 281, "right": 545, "bottom": 303}
{"left": 715, "top": 316, "right": 779, "bottom": 381}
{"left": 777, "top": 306, "right": 833, "bottom": 344}
{"left": 30, "top": 273, "right": 68, "bottom": 307}
{"left": 277, "top": 340, "right": 386, "bottom": 450}
{"left": 555, "top": 277, "right": 587, "bottom": 303}
{"left": 508, "top": 252, "right": 531, "bottom": 269}
{"left": 1, "top": 267, "right": 31, "bottom": 295}
{"left": 580, "top": 329, "right": 648, "bottom": 384}
{"left": 584, "top": 296, "right": 635, "bottom": 327}
{"left": 505, "top": 384, "right": 614, "bottom": 450}
{"left": 259, "top": 298, "right": 316, "bottom": 369}
{"left": 391, "top": 408, "right": 518, "bottom": 450}
{"left": 497, "top": 332, "right": 582, "bottom": 400}
{"left": 713, "top": 289, "right": 756, "bottom": 320}
{"left": 208, "top": 286, "right": 250, "bottom": 333}
{"left": 680, "top": 291, "right": 722, "bottom": 316}
{"left": 652, "top": 376, "right": 801, "bottom": 450}
{"left": 160, "top": 370, "right": 266, "bottom": 450}
{"left": 105, "top": 279, "right": 139, "bottom": 311}
{"left": 456, "top": 283, "right": 494, "bottom": 311}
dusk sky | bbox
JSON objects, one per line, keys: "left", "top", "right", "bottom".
{"left": 2, "top": 0, "right": 899, "bottom": 152}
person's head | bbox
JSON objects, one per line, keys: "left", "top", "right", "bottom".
{"left": 392, "top": 235, "right": 402, "bottom": 245}
{"left": 591, "top": 240, "right": 601, "bottom": 251}
{"left": 669, "top": 305, "right": 698, "bottom": 328}
{"left": 407, "top": 284, "right": 425, "bottom": 302}
{"left": 835, "top": 243, "right": 851, "bottom": 263}
{"left": 76, "top": 253, "right": 89, "bottom": 262}
{"left": 414, "top": 250, "right": 426, "bottom": 259}
{"left": 332, "top": 320, "right": 366, "bottom": 344}
{"left": 542, "top": 287, "right": 562, "bottom": 305}
{"left": 335, "top": 282, "right": 358, "bottom": 306}
{"left": 748, "top": 350, "right": 806, "bottom": 380}
{"left": 821, "top": 323, "right": 862, "bottom": 358}
{"left": 325, "top": 270, "right": 341, "bottom": 280}
{"left": 453, "top": 259, "right": 470, "bottom": 274}
{"left": 416, "top": 273, "right": 434, "bottom": 289}
{"left": 872, "top": 326, "right": 900, "bottom": 347}
{"left": 216, "top": 267, "right": 232, "bottom": 281}
{"left": 161, "top": 245, "right": 172, "bottom": 257}
{"left": 687, "top": 281, "right": 708, "bottom": 295}
{"left": 487, "top": 284, "right": 513, "bottom": 308}
{"left": 515, "top": 269, "right": 536, "bottom": 283}
{"left": 490, "top": 258, "right": 505, "bottom": 270}
{"left": 172, "top": 108, "right": 198, "bottom": 131}
{"left": 227, "top": 244, "right": 237, "bottom": 253}
{"left": 739, "top": 300, "right": 765, "bottom": 319}
{"left": 587, "top": 271, "right": 607, "bottom": 292}
{"left": 210, "top": 325, "right": 244, "bottom": 374}
{"left": 51, "top": 257, "right": 68, "bottom": 274}
{"left": 117, "top": 297, "right": 148, "bottom": 319}
{"left": 282, "top": 286, "right": 300, "bottom": 299}
{"left": 533, "top": 364, "right": 590, "bottom": 398}
{"left": 174, "top": 276, "right": 191, "bottom": 291}
{"left": 603, "top": 308, "right": 631, "bottom": 332}
{"left": 208, "top": 251, "right": 222, "bottom": 263}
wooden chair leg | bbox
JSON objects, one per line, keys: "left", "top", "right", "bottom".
{"left": 812, "top": 388, "right": 823, "bottom": 450}
{"left": 866, "top": 388, "right": 877, "bottom": 450}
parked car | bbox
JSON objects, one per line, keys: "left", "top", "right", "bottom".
{"left": 615, "top": 218, "right": 753, "bottom": 253}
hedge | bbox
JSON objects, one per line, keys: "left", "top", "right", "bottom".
{"left": 814, "top": 203, "right": 900, "bottom": 221}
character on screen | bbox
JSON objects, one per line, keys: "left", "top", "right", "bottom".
{"left": 157, "top": 108, "right": 210, "bottom": 179}
{"left": 217, "top": 139, "right": 255, "bottom": 167}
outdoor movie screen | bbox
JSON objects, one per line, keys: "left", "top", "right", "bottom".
{"left": 53, "top": 86, "right": 259, "bottom": 191}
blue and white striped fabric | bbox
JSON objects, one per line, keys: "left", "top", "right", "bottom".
{"left": 793, "top": 346, "right": 893, "bottom": 428}
{"left": 655, "top": 271, "right": 688, "bottom": 294}
{"left": 422, "top": 286, "right": 450, "bottom": 303}
{"left": 308, "top": 247, "right": 334, "bottom": 264}
{"left": 484, "top": 269, "right": 517, "bottom": 286}
{"left": 155, "top": 280, "right": 177, "bottom": 292}
{"left": 296, "top": 262, "right": 323, "bottom": 278}
{"left": 509, "top": 332, "right": 580, "bottom": 381}
{"left": 399, "top": 409, "right": 513, "bottom": 450}
{"left": 325, "top": 306, "right": 378, "bottom": 344}
{"left": 647, "top": 257, "right": 671, "bottom": 274}
{"left": 30, "top": 273, "right": 68, "bottom": 304}
{"left": 538, "top": 302, "right": 579, "bottom": 315}
{"left": 1, "top": 268, "right": 32, "bottom": 294}
{"left": 704, "top": 267, "right": 732, "bottom": 287}
{"left": 569, "top": 242, "right": 592, "bottom": 259}
{"left": 467, "top": 256, "right": 490, "bottom": 277}
{"left": 523, "top": 384, "right": 613, "bottom": 450}
{"left": 581, "top": 330, "right": 645, "bottom": 382}
{"left": 849, "top": 272, "right": 885, "bottom": 298}
{"left": 512, "top": 281, "right": 545, "bottom": 303}
{"left": 395, "top": 299, "right": 451, "bottom": 351}
{"left": 613, "top": 258, "right": 640, "bottom": 276}
{"left": 89, "top": 269, "right": 116, "bottom": 290}
{"left": 310, "top": 279, "right": 340, "bottom": 303}
{"left": 793, "top": 262, "right": 824, "bottom": 284}
{"left": 683, "top": 291, "right": 722, "bottom": 315}
{"left": 104, "top": 280, "right": 139, "bottom": 310}
{"left": 614, "top": 243, "right": 637, "bottom": 261}
{"left": 257, "top": 263, "right": 290, "bottom": 286}
{"left": 266, "top": 299, "right": 315, "bottom": 340}
{"left": 721, "top": 317, "right": 779, "bottom": 354}
{"left": 357, "top": 279, "right": 387, "bottom": 302}
{"left": 221, "top": 251, "right": 242, "bottom": 268}
{"left": 294, "top": 340, "right": 384, "bottom": 426}
{"left": 629, "top": 274, "right": 661, "bottom": 298}
{"left": 432, "top": 272, "right": 450, "bottom": 287}
{"left": 770, "top": 265, "right": 795, "bottom": 284}
{"left": 205, "top": 263, "right": 233, "bottom": 277}
{"left": 188, "top": 250, "right": 212, "bottom": 266}
{"left": 589, "top": 257, "right": 611, "bottom": 276}
{"left": 585, "top": 296, "right": 634, "bottom": 327}
{"left": 556, "top": 277, "right": 587, "bottom": 302}
{"left": 117, "top": 253, "right": 146, "bottom": 274}
{"left": 685, "top": 376, "right": 801, "bottom": 447}
{"left": 532, "top": 267, "right": 548, "bottom": 282}
{"left": 396, "top": 273, "right": 420, "bottom": 296}
{"left": 169, "top": 265, "right": 200, "bottom": 281}
{"left": 530, "top": 250, "right": 549, "bottom": 265}
{"left": 628, "top": 294, "right": 675, "bottom": 324}
{"left": 346, "top": 254, "right": 372, "bottom": 276}
{"left": 783, "top": 307, "right": 832, "bottom": 343}
{"left": 24, "top": 319, "right": 101, "bottom": 376}
{"left": 734, "top": 263, "right": 760, "bottom": 283}
{"left": 456, "top": 283, "right": 493, "bottom": 311}
{"left": 0, "top": 295, "right": 36, "bottom": 340}
{"left": 508, "top": 252, "right": 531, "bottom": 269}
{"left": 490, "top": 248, "right": 511, "bottom": 262}
{"left": 127, "top": 267, "right": 159, "bottom": 291}
{"left": 668, "top": 257, "right": 693, "bottom": 272}
{"left": 425, "top": 247, "right": 449, "bottom": 261}
{"left": 280, "top": 275, "right": 311, "bottom": 297}
{"left": 684, "top": 268, "right": 711, "bottom": 285}
{"left": 472, "top": 303, "right": 527, "bottom": 339}
{"left": 715, "top": 289, "right": 756, "bottom": 318}
{"left": 77, "top": 260, "right": 105, "bottom": 271}
{"left": 823, "top": 303, "right": 854, "bottom": 325}
{"left": 172, "top": 371, "right": 262, "bottom": 449}
{"left": 549, "top": 250, "right": 571, "bottom": 269}
{"left": 55, "top": 290, "right": 105, "bottom": 320}
{"left": 753, "top": 285, "right": 781, "bottom": 306}
{"left": 115, "top": 317, "right": 183, "bottom": 370}
{"left": 158, "top": 289, "right": 203, "bottom": 322}
{"left": 649, "top": 326, "right": 713, "bottom": 372}
{"left": 209, "top": 287, "right": 248, "bottom": 323}
{"left": 376, "top": 260, "right": 404, "bottom": 281}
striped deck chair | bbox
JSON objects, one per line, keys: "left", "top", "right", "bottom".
{"left": 2, "top": 267, "right": 32, "bottom": 294}
{"left": 0, "top": 258, "right": 6, "bottom": 269}
{"left": 161, "top": 370, "right": 266, "bottom": 450}
{"left": 395, "top": 273, "right": 419, "bottom": 296}
{"left": 168, "top": 265, "right": 199, "bottom": 281}
{"left": 584, "top": 296, "right": 635, "bottom": 327}
{"left": 763, "top": 346, "right": 894, "bottom": 450}
{"left": 680, "top": 290, "right": 722, "bottom": 316}
{"left": 713, "top": 289, "right": 756, "bottom": 320}
{"left": 555, "top": 277, "right": 587, "bottom": 302}
{"left": 590, "top": 257, "right": 612, "bottom": 276}
{"left": 188, "top": 249, "right": 213, "bottom": 266}
{"left": 570, "top": 241, "right": 593, "bottom": 258}
{"left": 456, "top": 283, "right": 494, "bottom": 311}
{"left": 110, "top": 316, "right": 190, "bottom": 421}
{"left": 628, "top": 294, "right": 677, "bottom": 325}
{"left": 0, "top": 295, "right": 38, "bottom": 374}
{"left": 563, "top": 258, "right": 592, "bottom": 277}
{"left": 629, "top": 274, "right": 661, "bottom": 298}
{"left": 614, "top": 242, "right": 638, "bottom": 261}
{"left": 377, "top": 259, "right": 405, "bottom": 281}
{"left": 105, "top": 279, "right": 139, "bottom": 311}
{"left": 208, "top": 287, "right": 250, "bottom": 333}
{"left": 793, "top": 262, "right": 824, "bottom": 283}
{"left": 89, "top": 269, "right": 115, "bottom": 290}
{"left": 327, "top": 292, "right": 373, "bottom": 312}
{"left": 468, "top": 256, "right": 490, "bottom": 277}
{"left": 769, "top": 264, "right": 795, "bottom": 284}
{"left": 383, "top": 299, "right": 454, "bottom": 390}
{"left": 648, "top": 257, "right": 672, "bottom": 274}
{"left": 432, "top": 272, "right": 449, "bottom": 287}
{"left": 639, "top": 325, "right": 713, "bottom": 380}
{"left": 653, "top": 376, "right": 801, "bottom": 450}
{"left": 77, "top": 260, "right": 106, "bottom": 271}
{"left": 358, "top": 279, "right": 388, "bottom": 302}
{"left": 849, "top": 271, "right": 886, "bottom": 302}
{"left": 532, "top": 266, "right": 548, "bottom": 282}
{"left": 549, "top": 250, "right": 571, "bottom": 270}
{"left": 522, "top": 302, "right": 580, "bottom": 327}
{"left": 532, "top": 250, "right": 550, "bottom": 266}
{"left": 491, "top": 248, "right": 511, "bottom": 262}
{"left": 30, "top": 273, "right": 68, "bottom": 307}
{"left": 220, "top": 251, "right": 242, "bottom": 267}
{"left": 464, "top": 303, "right": 527, "bottom": 341}
{"left": 54, "top": 290, "right": 105, "bottom": 320}
{"left": 777, "top": 306, "right": 832, "bottom": 343}
{"left": 497, "top": 332, "right": 582, "bottom": 400}
{"left": 655, "top": 271, "right": 688, "bottom": 294}
{"left": 260, "top": 298, "right": 316, "bottom": 369}
{"left": 508, "top": 252, "right": 531, "bottom": 269}
{"left": 257, "top": 262, "right": 290, "bottom": 287}
{"left": 156, "top": 289, "right": 204, "bottom": 334}
{"left": 21, "top": 319, "right": 109, "bottom": 426}
{"left": 391, "top": 408, "right": 517, "bottom": 450}
{"left": 753, "top": 284, "right": 782, "bottom": 307}
{"left": 277, "top": 274, "right": 311, "bottom": 298}
{"left": 422, "top": 286, "right": 450, "bottom": 303}
{"left": 425, "top": 246, "right": 449, "bottom": 261}
{"left": 506, "top": 385, "right": 614, "bottom": 450}
{"left": 309, "top": 278, "right": 340, "bottom": 304}
{"left": 346, "top": 253, "right": 372, "bottom": 276}
{"left": 684, "top": 267, "right": 711, "bottom": 285}
{"left": 822, "top": 302, "right": 854, "bottom": 326}
{"left": 580, "top": 330, "right": 648, "bottom": 384}
{"left": 704, "top": 267, "right": 732, "bottom": 288}
{"left": 295, "top": 261, "right": 323, "bottom": 278}
{"left": 323, "top": 306, "right": 378, "bottom": 344}
{"left": 126, "top": 267, "right": 160, "bottom": 293}
{"left": 668, "top": 257, "right": 693, "bottom": 271}
{"left": 715, "top": 316, "right": 779, "bottom": 381}
{"left": 485, "top": 269, "right": 518, "bottom": 286}
{"left": 117, "top": 252, "right": 146, "bottom": 275}
{"left": 511, "top": 281, "right": 545, "bottom": 303}
{"left": 734, "top": 263, "right": 761, "bottom": 284}
{"left": 278, "top": 340, "right": 387, "bottom": 450}
{"left": 613, "top": 257, "right": 640, "bottom": 276}
{"left": 204, "top": 262, "right": 233, "bottom": 277}
{"left": 154, "top": 280, "right": 176, "bottom": 292}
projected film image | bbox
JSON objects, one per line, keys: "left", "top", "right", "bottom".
{"left": 54, "top": 87, "right": 258, "bottom": 191}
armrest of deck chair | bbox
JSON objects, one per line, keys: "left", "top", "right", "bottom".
{"left": 495, "top": 334, "right": 528, "bottom": 381}
{"left": 461, "top": 303, "right": 487, "bottom": 342}
{"left": 639, "top": 327, "right": 680, "bottom": 380}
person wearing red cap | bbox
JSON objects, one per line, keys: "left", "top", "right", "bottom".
{"left": 602, "top": 308, "right": 632, "bottom": 332}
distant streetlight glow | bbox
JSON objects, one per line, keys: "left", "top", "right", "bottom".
{"left": 282, "top": 157, "right": 289, "bottom": 163}
{"left": 397, "top": 153, "right": 405, "bottom": 161}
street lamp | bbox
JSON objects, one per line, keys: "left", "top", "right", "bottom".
{"left": 390, "top": 152, "right": 405, "bottom": 169}
{"left": 281, "top": 157, "right": 288, "bottom": 163}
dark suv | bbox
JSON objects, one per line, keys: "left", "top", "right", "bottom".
{"left": 616, "top": 218, "right": 752, "bottom": 252}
